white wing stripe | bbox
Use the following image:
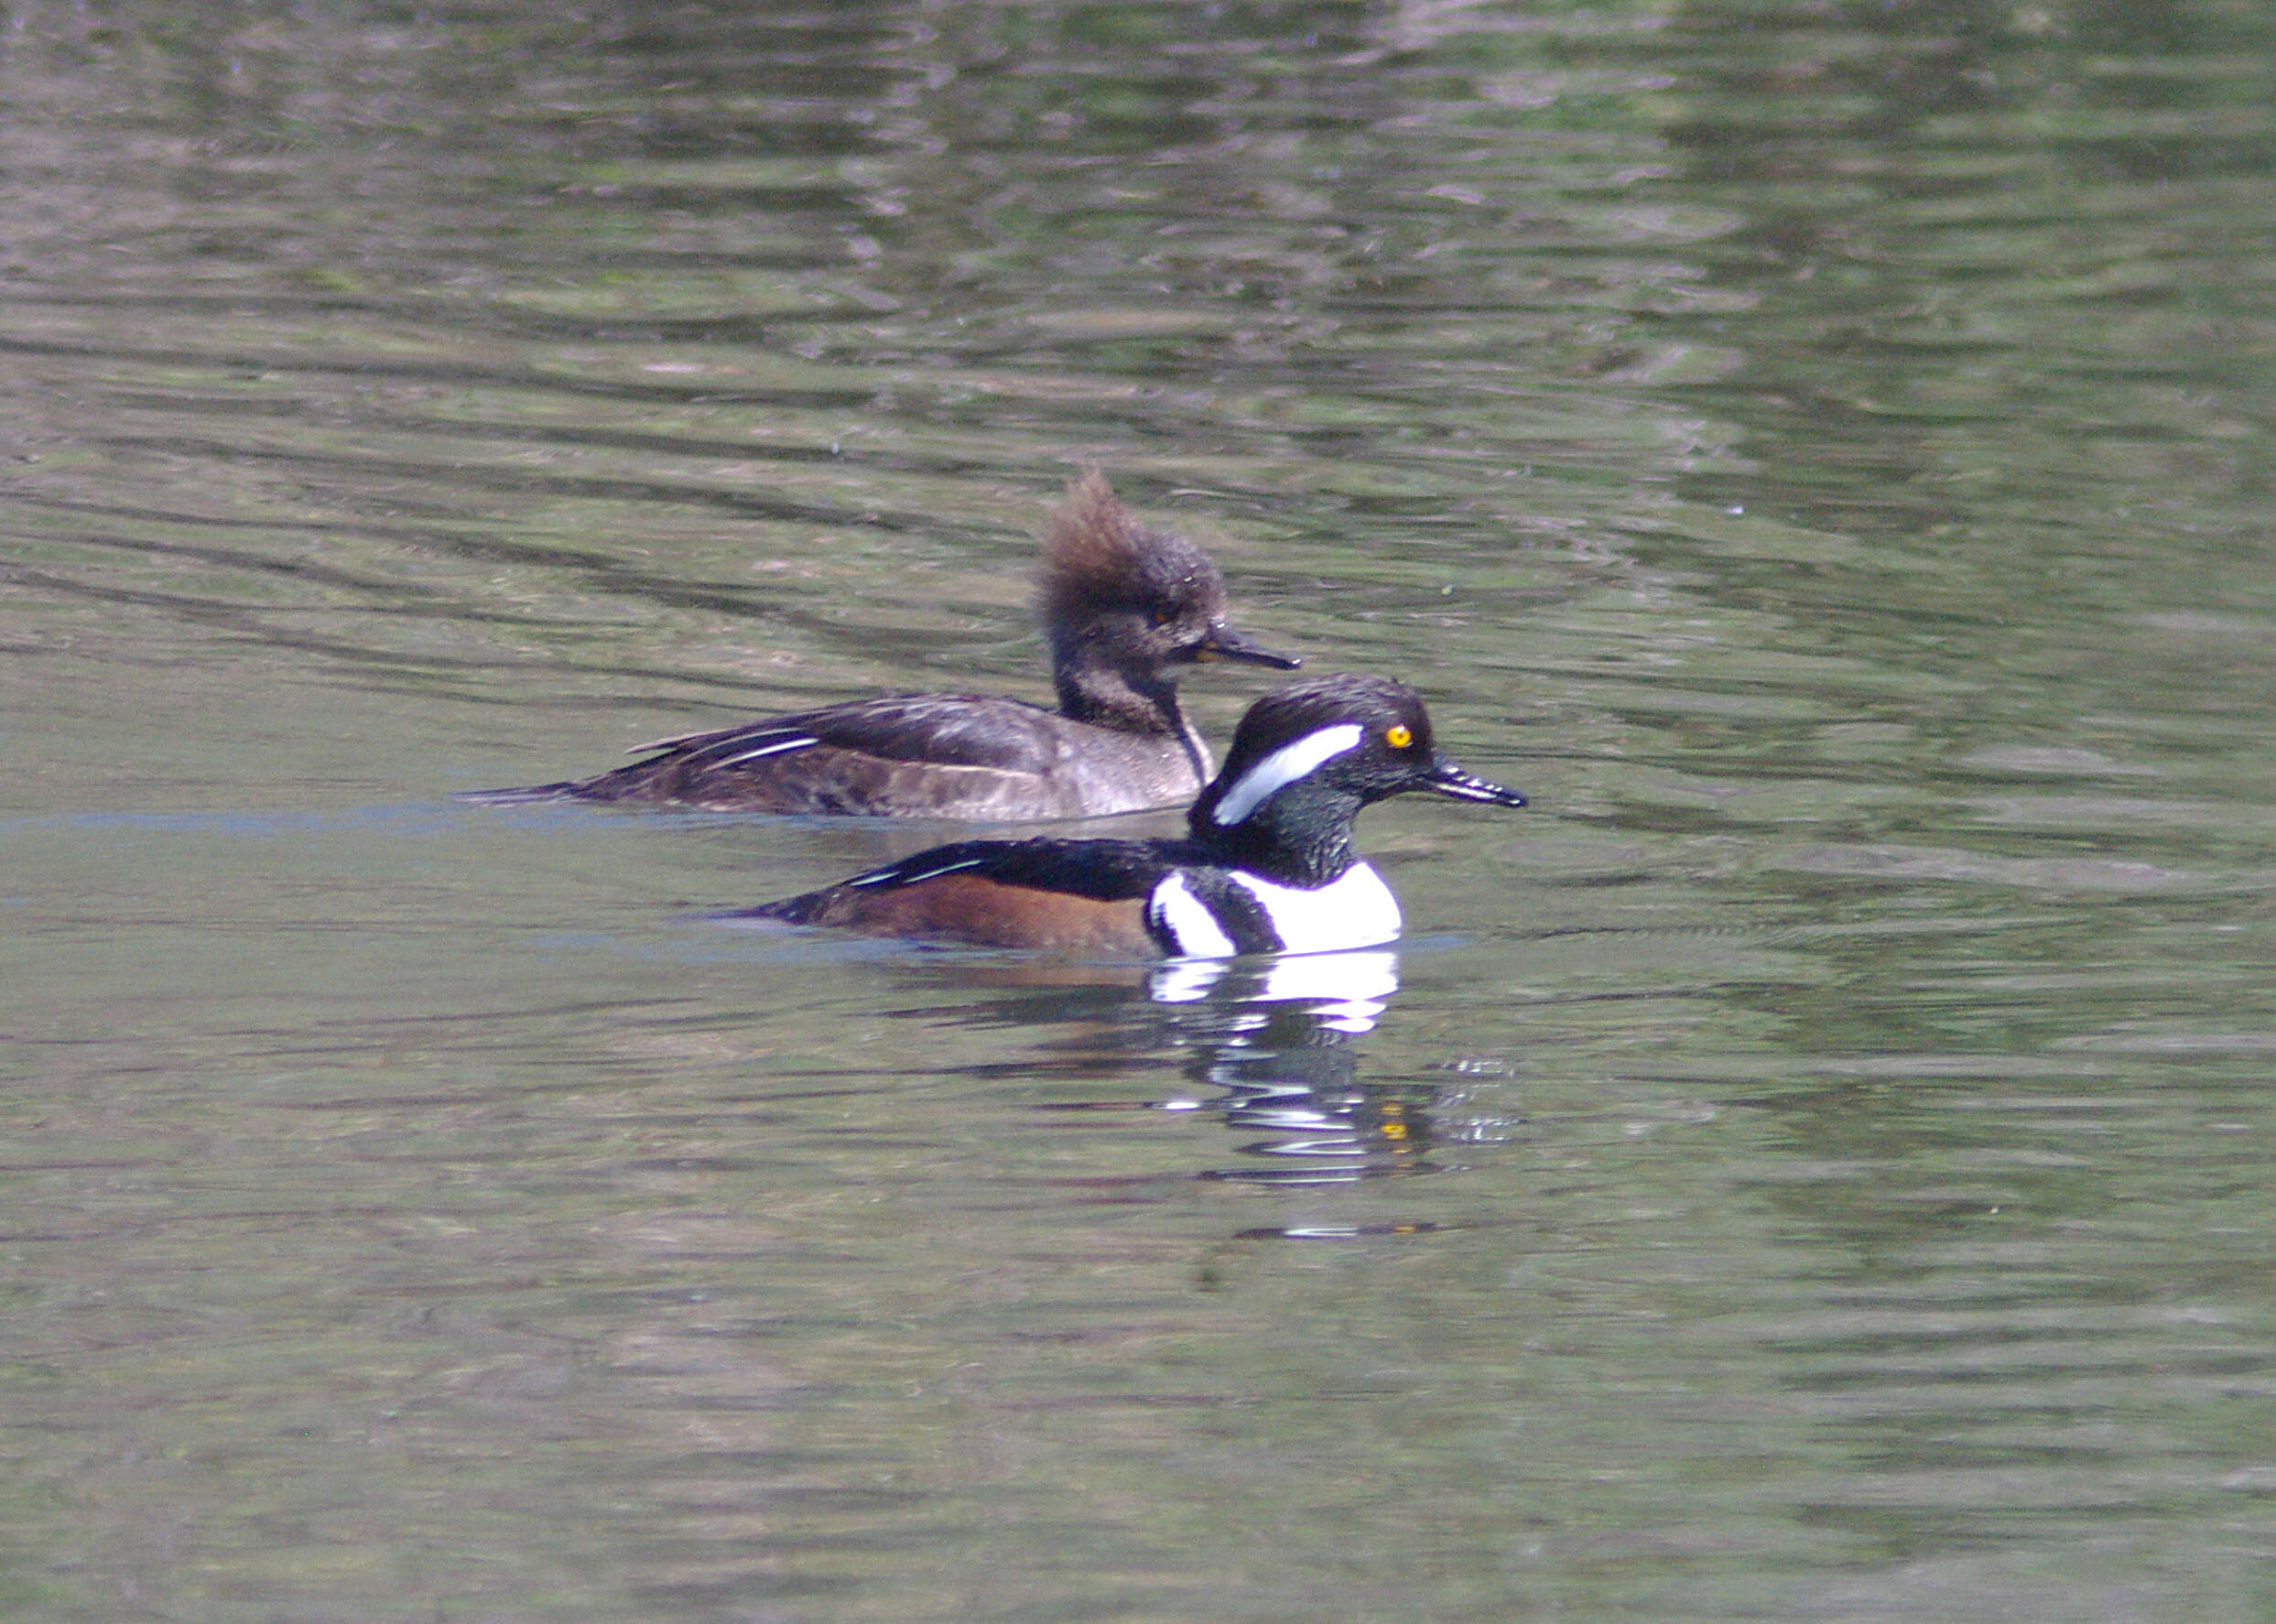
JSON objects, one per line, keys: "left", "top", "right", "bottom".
{"left": 712, "top": 735, "right": 819, "bottom": 767}
{"left": 849, "top": 854, "right": 988, "bottom": 888}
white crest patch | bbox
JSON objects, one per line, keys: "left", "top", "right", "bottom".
{"left": 1146, "top": 872, "right": 1239, "bottom": 958}
{"left": 1209, "top": 723, "right": 1364, "bottom": 827}
{"left": 1230, "top": 861, "right": 1402, "bottom": 954}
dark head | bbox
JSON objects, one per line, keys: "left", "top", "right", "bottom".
{"left": 1188, "top": 674, "right": 1527, "bottom": 883}
{"left": 1037, "top": 472, "right": 1297, "bottom": 703}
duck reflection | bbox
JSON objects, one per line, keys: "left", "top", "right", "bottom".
{"left": 972, "top": 947, "right": 1447, "bottom": 1193}
{"left": 1141, "top": 950, "right": 1436, "bottom": 1186}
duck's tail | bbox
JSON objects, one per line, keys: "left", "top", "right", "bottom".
{"left": 454, "top": 781, "right": 582, "bottom": 807}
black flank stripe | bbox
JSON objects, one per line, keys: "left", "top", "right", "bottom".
{"left": 1187, "top": 872, "right": 1283, "bottom": 955}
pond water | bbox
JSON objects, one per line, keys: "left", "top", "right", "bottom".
{"left": 5, "top": 1, "right": 2276, "bottom": 1618}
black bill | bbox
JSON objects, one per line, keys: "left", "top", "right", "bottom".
{"left": 1420, "top": 757, "right": 1527, "bottom": 808}
{"left": 1194, "top": 623, "right": 1302, "bottom": 669}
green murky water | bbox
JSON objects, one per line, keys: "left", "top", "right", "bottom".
{"left": 5, "top": 2, "right": 2276, "bottom": 1618}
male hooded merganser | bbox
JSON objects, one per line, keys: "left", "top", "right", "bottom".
{"left": 467, "top": 472, "right": 1296, "bottom": 819}
{"left": 727, "top": 674, "right": 1527, "bottom": 957}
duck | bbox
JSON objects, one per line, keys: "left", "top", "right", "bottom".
{"left": 725, "top": 674, "right": 1526, "bottom": 957}
{"left": 466, "top": 471, "right": 1296, "bottom": 818}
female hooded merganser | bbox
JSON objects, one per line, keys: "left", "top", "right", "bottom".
{"left": 469, "top": 472, "right": 1296, "bottom": 819}
{"left": 728, "top": 674, "right": 1527, "bottom": 957}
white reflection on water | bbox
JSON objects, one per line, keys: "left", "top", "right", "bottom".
{"left": 1133, "top": 948, "right": 1429, "bottom": 1186}
{"left": 1148, "top": 947, "right": 1401, "bottom": 1034}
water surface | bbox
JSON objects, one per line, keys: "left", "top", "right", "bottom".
{"left": 5, "top": 2, "right": 2276, "bottom": 1619}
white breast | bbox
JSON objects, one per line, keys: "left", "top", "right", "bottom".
{"left": 1231, "top": 861, "right": 1402, "bottom": 954}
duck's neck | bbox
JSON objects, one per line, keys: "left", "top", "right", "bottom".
{"left": 1053, "top": 651, "right": 1211, "bottom": 782}
{"left": 1189, "top": 783, "right": 1364, "bottom": 888}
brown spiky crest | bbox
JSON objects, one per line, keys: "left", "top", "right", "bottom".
{"left": 1039, "top": 470, "right": 1145, "bottom": 619}
{"left": 1038, "top": 470, "right": 1213, "bottom": 623}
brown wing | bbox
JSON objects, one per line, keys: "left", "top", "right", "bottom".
{"left": 632, "top": 694, "right": 1071, "bottom": 773}
{"left": 468, "top": 694, "right": 1085, "bottom": 815}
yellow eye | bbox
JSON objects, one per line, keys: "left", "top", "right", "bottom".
{"left": 1385, "top": 724, "right": 1413, "bottom": 750}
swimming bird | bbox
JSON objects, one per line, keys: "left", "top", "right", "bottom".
{"left": 727, "top": 674, "right": 1526, "bottom": 957}
{"left": 466, "top": 471, "right": 1296, "bottom": 818}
